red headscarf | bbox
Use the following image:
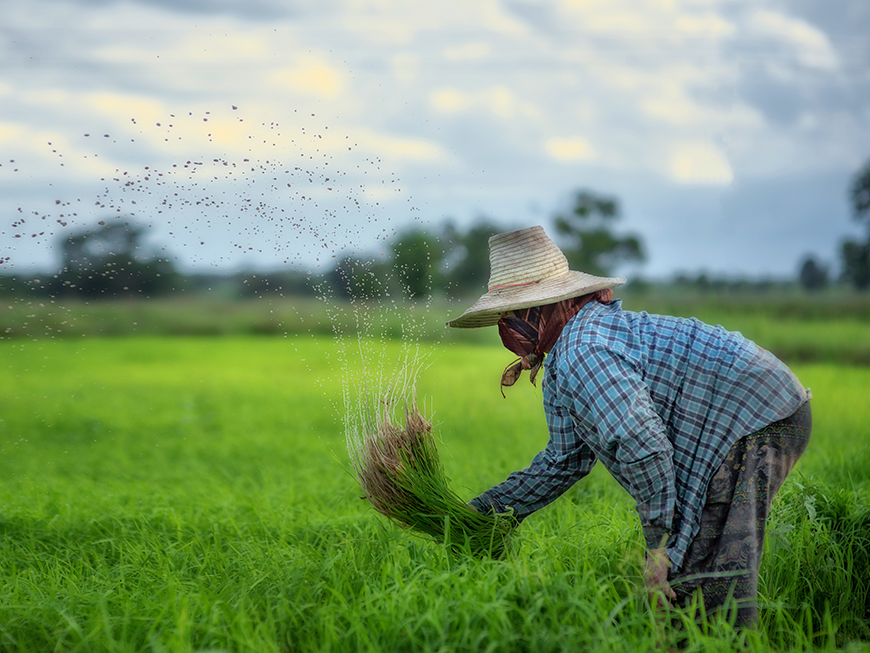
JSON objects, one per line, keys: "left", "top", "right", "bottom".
{"left": 497, "top": 289, "right": 613, "bottom": 396}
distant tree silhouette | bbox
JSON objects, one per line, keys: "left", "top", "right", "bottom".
{"left": 851, "top": 160, "right": 870, "bottom": 222}
{"left": 51, "top": 220, "right": 180, "bottom": 298}
{"left": 552, "top": 190, "right": 645, "bottom": 277}
{"left": 390, "top": 227, "right": 443, "bottom": 299}
{"left": 798, "top": 255, "right": 829, "bottom": 292}
{"left": 441, "top": 219, "right": 501, "bottom": 297}
{"left": 842, "top": 160, "right": 870, "bottom": 290}
{"left": 328, "top": 253, "right": 389, "bottom": 300}
{"left": 841, "top": 241, "right": 870, "bottom": 290}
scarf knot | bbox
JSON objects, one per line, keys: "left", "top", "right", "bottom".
{"left": 497, "top": 290, "right": 613, "bottom": 397}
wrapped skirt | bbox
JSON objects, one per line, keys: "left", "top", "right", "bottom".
{"left": 669, "top": 401, "right": 812, "bottom": 626}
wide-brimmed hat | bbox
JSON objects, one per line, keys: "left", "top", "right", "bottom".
{"left": 446, "top": 225, "right": 626, "bottom": 329}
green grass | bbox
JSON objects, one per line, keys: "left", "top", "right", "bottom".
{"left": 1, "top": 335, "right": 869, "bottom": 652}
{"left": 3, "top": 291, "right": 870, "bottom": 364}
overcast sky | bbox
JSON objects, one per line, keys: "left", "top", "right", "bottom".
{"left": 2, "top": 0, "right": 869, "bottom": 280}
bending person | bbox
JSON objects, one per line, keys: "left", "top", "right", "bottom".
{"left": 446, "top": 225, "right": 812, "bottom": 626}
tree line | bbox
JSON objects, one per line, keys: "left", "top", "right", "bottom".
{"left": 329, "top": 189, "right": 645, "bottom": 301}
{"left": 0, "top": 189, "right": 646, "bottom": 301}
{"left": 3, "top": 169, "right": 870, "bottom": 301}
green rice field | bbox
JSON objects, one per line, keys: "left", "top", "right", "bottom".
{"left": 1, "top": 307, "right": 869, "bottom": 651}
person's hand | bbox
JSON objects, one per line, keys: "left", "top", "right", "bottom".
{"left": 644, "top": 547, "right": 677, "bottom": 609}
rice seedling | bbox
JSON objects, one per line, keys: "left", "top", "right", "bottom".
{"left": 346, "top": 394, "right": 517, "bottom": 559}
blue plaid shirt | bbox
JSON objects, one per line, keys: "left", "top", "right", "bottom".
{"left": 471, "top": 300, "right": 808, "bottom": 571}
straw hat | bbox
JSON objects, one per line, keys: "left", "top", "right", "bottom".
{"left": 446, "top": 226, "right": 626, "bottom": 329}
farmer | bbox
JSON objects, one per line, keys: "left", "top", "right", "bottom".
{"left": 447, "top": 225, "right": 812, "bottom": 626}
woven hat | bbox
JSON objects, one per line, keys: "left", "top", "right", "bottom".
{"left": 446, "top": 226, "right": 626, "bottom": 329}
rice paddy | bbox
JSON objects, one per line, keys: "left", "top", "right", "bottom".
{"left": 0, "top": 326, "right": 869, "bottom": 652}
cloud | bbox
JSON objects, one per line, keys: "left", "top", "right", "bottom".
{"left": 748, "top": 9, "right": 838, "bottom": 71}
{"left": 348, "top": 129, "right": 446, "bottom": 162}
{"left": 86, "top": 93, "right": 168, "bottom": 127}
{"left": 674, "top": 12, "right": 735, "bottom": 37}
{"left": 544, "top": 137, "right": 596, "bottom": 162}
{"left": 68, "top": 0, "right": 317, "bottom": 20}
{"left": 442, "top": 42, "right": 491, "bottom": 62}
{"left": 667, "top": 141, "right": 733, "bottom": 185}
{"left": 2, "top": 0, "right": 869, "bottom": 277}
{"left": 154, "top": 29, "right": 272, "bottom": 65}
{"left": 639, "top": 70, "right": 733, "bottom": 127}
{"left": 391, "top": 53, "right": 419, "bottom": 83}
{"left": 508, "top": 0, "right": 735, "bottom": 42}
{"left": 0, "top": 123, "right": 17, "bottom": 143}
{"left": 271, "top": 59, "right": 344, "bottom": 99}
{"left": 429, "top": 86, "right": 537, "bottom": 121}
{"left": 430, "top": 88, "right": 465, "bottom": 114}
{"left": 0, "top": 116, "right": 125, "bottom": 181}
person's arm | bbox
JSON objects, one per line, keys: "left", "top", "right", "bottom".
{"left": 469, "top": 401, "right": 597, "bottom": 521}
{"left": 563, "top": 342, "right": 679, "bottom": 602}
{"left": 561, "top": 343, "right": 676, "bottom": 552}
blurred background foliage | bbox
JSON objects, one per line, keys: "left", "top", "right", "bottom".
{"left": 2, "top": 159, "right": 869, "bottom": 357}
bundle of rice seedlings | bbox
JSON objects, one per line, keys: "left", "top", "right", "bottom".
{"left": 347, "top": 397, "right": 517, "bottom": 559}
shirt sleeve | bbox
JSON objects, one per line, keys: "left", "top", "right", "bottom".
{"left": 469, "top": 399, "right": 597, "bottom": 522}
{"left": 560, "top": 343, "right": 676, "bottom": 549}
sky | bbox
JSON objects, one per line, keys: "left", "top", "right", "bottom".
{"left": 2, "top": 0, "right": 869, "bottom": 280}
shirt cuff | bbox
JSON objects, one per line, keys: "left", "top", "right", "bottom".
{"left": 469, "top": 493, "right": 524, "bottom": 523}
{"left": 469, "top": 492, "right": 500, "bottom": 514}
{"left": 643, "top": 526, "right": 671, "bottom": 549}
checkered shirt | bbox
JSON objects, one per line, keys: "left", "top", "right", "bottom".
{"left": 470, "top": 300, "right": 808, "bottom": 571}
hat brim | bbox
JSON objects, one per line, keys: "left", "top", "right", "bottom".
{"left": 446, "top": 271, "right": 626, "bottom": 329}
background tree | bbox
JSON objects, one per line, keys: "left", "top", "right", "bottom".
{"left": 441, "top": 219, "right": 501, "bottom": 297}
{"left": 851, "top": 159, "right": 870, "bottom": 220}
{"left": 552, "top": 190, "right": 645, "bottom": 277}
{"left": 390, "top": 227, "right": 443, "bottom": 299}
{"left": 841, "top": 160, "right": 870, "bottom": 290}
{"left": 841, "top": 241, "right": 870, "bottom": 290}
{"left": 327, "top": 253, "right": 389, "bottom": 301}
{"left": 798, "top": 255, "right": 829, "bottom": 292}
{"left": 51, "top": 220, "right": 180, "bottom": 298}
{"left": 239, "top": 270, "right": 317, "bottom": 298}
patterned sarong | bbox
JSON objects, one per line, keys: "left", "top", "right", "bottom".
{"left": 669, "top": 401, "right": 812, "bottom": 627}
